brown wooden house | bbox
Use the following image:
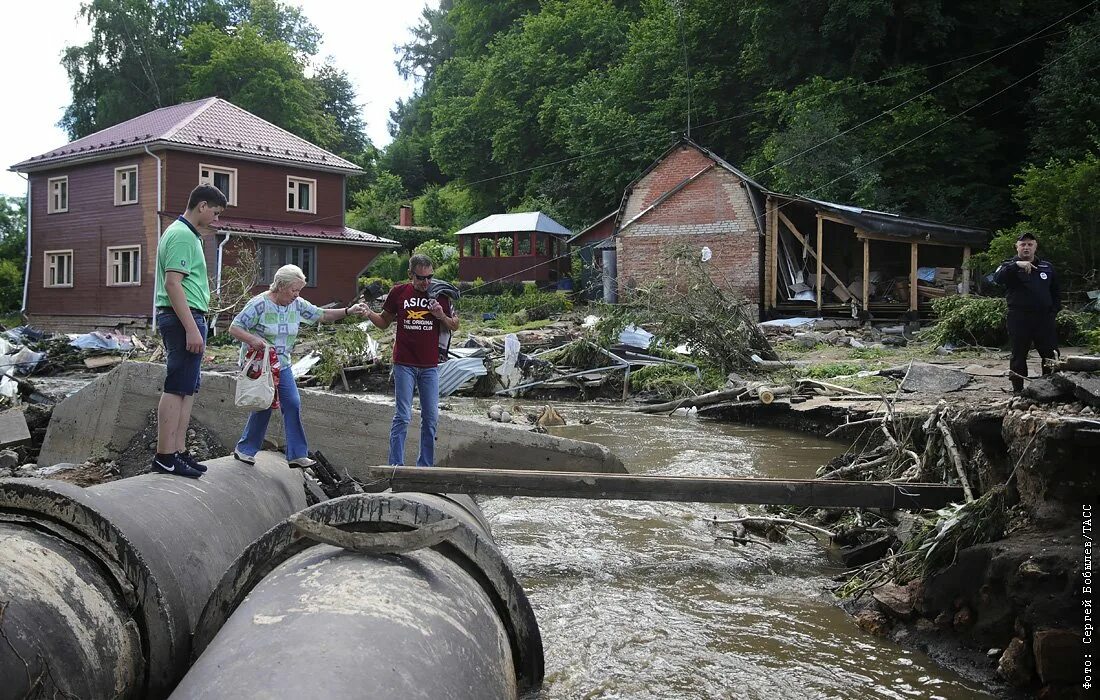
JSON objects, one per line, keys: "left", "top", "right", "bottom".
{"left": 455, "top": 212, "right": 572, "bottom": 284}
{"left": 9, "top": 97, "right": 397, "bottom": 331}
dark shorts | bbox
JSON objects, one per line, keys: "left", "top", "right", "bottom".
{"left": 157, "top": 308, "right": 207, "bottom": 396}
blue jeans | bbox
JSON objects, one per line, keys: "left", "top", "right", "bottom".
{"left": 235, "top": 366, "right": 309, "bottom": 461}
{"left": 389, "top": 364, "right": 439, "bottom": 466}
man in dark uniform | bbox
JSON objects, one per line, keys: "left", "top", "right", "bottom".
{"left": 992, "top": 231, "right": 1061, "bottom": 392}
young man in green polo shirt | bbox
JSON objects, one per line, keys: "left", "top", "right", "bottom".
{"left": 151, "top": 184, "right": 227, "bottom": 478}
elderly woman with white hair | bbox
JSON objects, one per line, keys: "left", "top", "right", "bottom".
{"left": 229, "top": 264, "right": 367, "bottom": 468}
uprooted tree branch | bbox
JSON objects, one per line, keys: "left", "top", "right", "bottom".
{"left": 594, "top": 246, "right": 778, "bottom": 375}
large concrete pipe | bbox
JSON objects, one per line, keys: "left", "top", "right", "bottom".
{"left": 172, "top": 492, "right": 544, "bottom": 699}
{"left": 0, "top": 454, "right": 307, "bottom": 699}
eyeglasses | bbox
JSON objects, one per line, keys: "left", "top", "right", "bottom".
{"left": 413, "top": 273, "right": 434, "bottom": 281}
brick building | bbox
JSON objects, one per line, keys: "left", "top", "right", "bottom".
{"left": 612, "top": 140, "right": 765, "bottom": 300}
{"left": 586, "top": 137, "right": 986, "bottom": 317}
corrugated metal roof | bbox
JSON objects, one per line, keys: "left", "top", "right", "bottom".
{"left": 454, "top": 212, "right": 572, "bottom": 237}
{"left": 214, "top": 216, "right": 398, "bottom": 247}
{"left": 789, "top": 195, "right": 989, "bottom": 248}
{"left": 10, "top": 98, "right": 361, "bottom": 173}
{"left": 568, "top": 210, "right": 616, "bottom": 244}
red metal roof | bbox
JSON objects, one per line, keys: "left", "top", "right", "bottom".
{"left": 213, "top": 216, "right": 398, "bottom": 248}
{"left": 10, "top": 98, "right": 361, "bottom": 173}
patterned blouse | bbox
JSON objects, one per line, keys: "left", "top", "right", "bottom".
{"left": 231, "top": 293, "right": 323, "bottom": 367}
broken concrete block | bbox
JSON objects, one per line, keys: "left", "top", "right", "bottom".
{"left": 898, "top": 363, "right": 969, "bottom": 393}
{"left": 1022, "top": 376, "right": 1072, "bottom": 403}
{"left": 0, "top": 449, "right": 19, "bottom": 470}
{"left": 0, "top": 409, "right": 31, "bottom": 447}
{"left": 1049, "top": 372, "right": 1100, "bottom": 409}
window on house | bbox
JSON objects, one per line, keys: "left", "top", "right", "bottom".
{"left": 287, "top": 177, "right": 316, "bottom": 214}
{"left": 107, "top": 245, "right": 141, "bottom": 286}
{"left": 44, "top": 250, "right": 73, "bottom": 287}
{"left": 48, "top": 177, "right": 68, "bottom": 214}
{"left": 199, "top": 164, "right": 237, "bottom": 205}
{"left": 115, "top": 166, "right": 138, "bottom": 205}
{"left": 257, "top": 243, "right": 317, "bottom": 286}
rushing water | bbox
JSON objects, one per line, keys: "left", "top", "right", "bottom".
{"left": 446, "top": 399, "right": 994, "bottom": 700}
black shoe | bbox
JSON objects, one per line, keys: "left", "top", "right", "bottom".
{"left": 151, "top": 454, "right": 202, "bottom": 479}
{"left": 178, "top": 452, "right": 208, "bottom": 473}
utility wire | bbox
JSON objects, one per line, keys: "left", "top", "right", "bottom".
{"left": 457, "top": 26, "right": 1099, "bottom": 294}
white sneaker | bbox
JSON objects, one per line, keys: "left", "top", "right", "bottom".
{"left": 233, "top": 450, "right": 256, "bottom": 465}
{"left": 288, "top": 456, "right": 317, "bottom": 468}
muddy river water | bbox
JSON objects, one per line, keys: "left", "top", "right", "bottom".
{"left": 446, "top": 399, "right": 994, "bottom": 700}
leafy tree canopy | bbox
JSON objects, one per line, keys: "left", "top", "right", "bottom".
{"left": 61, "top": 0, "right": 370, "bottom": 167}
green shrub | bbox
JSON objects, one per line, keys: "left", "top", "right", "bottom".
{"left": 1083, "top": 328, "right": 1100, "bottom": 353}
{"left": 458, "top": 291, "right": 571, "bottom": 318}
{"left": 1056, "top": 309, "right": 1100, "bottom": 346}
{"left": 357, "top": 277, "right": 393, "bottom": 296}
{"left": 630, "top": 364, "right": 724, "bottom": 400}
{"left": 365, "top": 252, "right": 409, "bottom": 283}
{"left": 927, "top": 296, "right": 1008, "bottom": 347}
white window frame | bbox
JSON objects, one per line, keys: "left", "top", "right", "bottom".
{"left": 198, "top": 164, "right": 237, "bottom": 206}
{"left": 287, "top": 176, "right": 317, "bottom": 214}
{"left": 257, "top": 242, "right": 317, "bottom": 287}
{"left": 44, "top": 249, "right": 74, "bottom": 288}
{"left": 106, "top": 245, "right": 142, "bottom": 287}
{"left": 114, "top": 165, "right": 139, "bottom": 206}
{"left": 48, "top": 176, "right": 68, "bottom": 214}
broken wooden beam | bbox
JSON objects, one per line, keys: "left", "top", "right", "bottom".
{"left": 351, "top": 466, "right": 965, "bottom": 510}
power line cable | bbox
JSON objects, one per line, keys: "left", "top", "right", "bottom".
{"left": 458, "top": 28, "right": 1099, "bottom": 294}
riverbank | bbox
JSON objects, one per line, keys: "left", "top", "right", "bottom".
{"left": 2, "top": 313, "right": 1093, "bottom": 697}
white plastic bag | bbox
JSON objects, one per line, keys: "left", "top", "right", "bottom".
{"left": 235, "top": 347, "right": 275, "bottom": 409}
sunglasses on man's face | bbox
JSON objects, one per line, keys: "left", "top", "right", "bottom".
{"left": 413, "top": 273, "right": 434, "bottom": 281}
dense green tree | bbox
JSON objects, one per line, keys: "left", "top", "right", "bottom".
{"left": 60, "top": 0, "right": 370, "bottom": 173}
{"left": 1028, "top": 9, "right": 1100, "bottom": 162}
{"left": 972, "top": 154, "right": 1100, "bottom": 296}
{"left": 61, "top": 0, "right": 228, "bottom": 138}
{"left": 0, "top": 197, "right": 28, "bottom": 313}
{"left": 347, "top": 171, "right": 410, "bottom": 241}
{"left": 183, "top": 23, "right": 340, "bottom": 149}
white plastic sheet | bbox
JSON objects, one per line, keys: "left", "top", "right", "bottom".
{"left": 496, "top": 334, "right": 523, "bottom": 389}
{"left": 618, "top": 324, "right": 654, "bottom": 349}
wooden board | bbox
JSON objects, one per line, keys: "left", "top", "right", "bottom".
{"left": 0, "top": 409, "right": 31, "bottom": 447}
{"left": 350, "top": 466, "right": 965, "bottom": 510}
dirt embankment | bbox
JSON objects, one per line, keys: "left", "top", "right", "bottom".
{"left": 712, "top": 371, "right": 1094, "bottom": 698}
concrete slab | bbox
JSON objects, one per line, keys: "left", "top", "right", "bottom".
{"left": 40, "top": 362, "right": 625, "bottom": 474}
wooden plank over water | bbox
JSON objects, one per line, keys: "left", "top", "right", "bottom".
{"left": 350, "top": 466, "right": 965, "bottom": 510}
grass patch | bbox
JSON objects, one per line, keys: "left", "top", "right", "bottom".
{"left": 775, "top": 340, "right": 821, "bottom": 355}
{"left": 630, "top": 364, "right": 723, "bottom": 401}
{"left": 805, "top": 362, "right": 863, "bottom": 379}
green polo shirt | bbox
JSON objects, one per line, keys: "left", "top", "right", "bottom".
{"left": 154, "top": 216, "right": 210, "bottom": 312}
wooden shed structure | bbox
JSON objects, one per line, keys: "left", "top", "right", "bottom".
{"left": 762, "top": 194, "right": 988, "bottom": 318}
{"left": 456, "top": 212, "right": 572, "bottom": 284}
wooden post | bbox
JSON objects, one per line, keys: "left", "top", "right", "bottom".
{"left": 767, "top": 197, "right": 778, "bottom": 309}
{"left": 816, "top": 215, "right": 824, "bottom": 311}
{"left": 862, "top": 238, "right": 870, "bottom": 311}
{"left": 494, "top": 234, "right": 500, "bottom": 257}
{"left": 778, "top": 211, "right": 847, "bottom": 291}
{"left": 909, "top": 242, "right": 919, "bottom": 312}
{"left": 961, "top": 246, "right": 971, "bottom": 295}
{"left": 347, "top": 466, "right": 965, "bottom": 511}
